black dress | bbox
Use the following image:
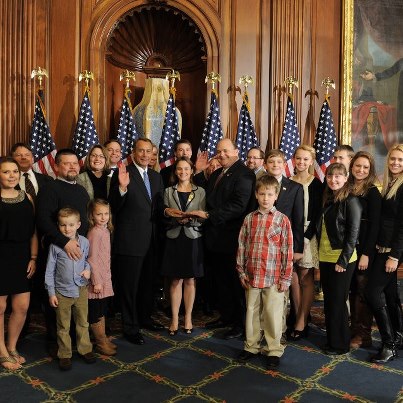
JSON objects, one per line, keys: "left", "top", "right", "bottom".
{"left": 160, "top": 191, "right": 204, "bottom": 279}
{"left": 0, "top": 191, "right": 35, "bottom": 295}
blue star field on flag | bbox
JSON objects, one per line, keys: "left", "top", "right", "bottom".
{"left": 72, "top": 89, "right": 99, "bottom": 165}
{"left": 29, "top": 93, "right": 57, "bottom": 177}
{"left": 313, "top": 98, "right": 338, "bottom": 181}
{"left": 199, "top": 90, "right": 223, "bottom": 159}
{"left": 235, "top": 93, "right": 259, "bottom": 162}
{"left": 159, "top": 91, "right": 181, "bottom": 168}
{"left": 117, "top": 92, "right": 138, "bottom": 165}
{"left": 279, "top": 96, "right": 300, "bottom": 177}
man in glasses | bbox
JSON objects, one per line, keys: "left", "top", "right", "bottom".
{"left": 246, "top": 147, "right": 266, "bottom": 179}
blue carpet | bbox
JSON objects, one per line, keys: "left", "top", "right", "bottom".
{"left": 1, "top": 314, "right": 402, "bottom": 402}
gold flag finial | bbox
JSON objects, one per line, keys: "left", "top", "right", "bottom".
{"left": 205, "top": 72, "right": 221, "bottom": 91}
{"left": 120, "top": 70, "right": 136, "bottom": 89}
{"left": 166, "top": 70, "right": 180, "bottom": 89}
{"left": 239, "top": 75, "right": 254, "bottom": 92}
{"left": 284, "top": 76, "right": 299, "bottom": 96}
{"left": 321, "top": 77, "right": 336, "bottom": 97}
{"left": 78, "top": 70, "right": 94, "bottom": 92}
{"left": 31, "top": 67, "right": 49, "bottom": 89}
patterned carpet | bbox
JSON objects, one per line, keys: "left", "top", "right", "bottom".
{"left": 1, "top": 305, "right": 403, "bottom": 403}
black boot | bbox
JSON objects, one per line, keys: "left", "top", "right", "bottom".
{"left": 389, "top": 303, "right": 403, "bottom": 349}
{"left": 370, "top": 306, "right": 396, "bottom": 364}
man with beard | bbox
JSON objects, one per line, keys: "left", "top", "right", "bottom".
{"left": 36, "top": 149, "right": 90, "bottom": 355}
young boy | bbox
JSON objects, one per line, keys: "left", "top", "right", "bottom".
{"left": 236, "top": 175, "right": 293, "bottom": 368}
{"left": 45, "top": 207, "right": 96, "bottom": 371}
{"left": 333, "top": 145, "right": 355, "bottom": 171}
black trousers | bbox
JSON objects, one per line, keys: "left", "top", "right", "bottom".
{"left": 205, "top": 250, "right": 245, "bottom": 328}
{"left": 365, "top": 253, "right": 402, "bottom": 331}
{"left": 320, "top": 261, "right": 355, "bottom": 351}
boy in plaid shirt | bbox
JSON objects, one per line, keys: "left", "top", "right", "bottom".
{"left": 236, "top": 175, "right": 293, "bottom": 368}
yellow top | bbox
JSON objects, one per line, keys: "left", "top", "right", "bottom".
{"left": 319, "top": 218, "right": 357, "bottom": 264}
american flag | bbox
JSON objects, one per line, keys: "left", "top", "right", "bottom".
{"left": 29, "top": 93, "right": 57, "bottom": 177}
{"left": 159, "top": 90, "right": 180, "bottom": 168}
{"left": 117, "top": 91, "right": 138, "bottom": 166}
{"left": 279, "top": 96, "right": 300, "bottom": 177}
{"left": 235, "top": 92, "right": 259, "bottom": 162}
{"left": 313, "top": 98, "right": 337, "bottom": 181}
{"left": 199, "top": 90, "right": 223, "bottom": 159}
{"left": 72, "top": 89, "right": 99, "bottom": 166}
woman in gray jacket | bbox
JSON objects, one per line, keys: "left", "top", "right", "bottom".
{"left": 161, "top": 157, "right": 205, "bottom": 335}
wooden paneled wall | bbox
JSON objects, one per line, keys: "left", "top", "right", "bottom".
{"left": 0, "top": 0, "right": 342, "bottom": 155}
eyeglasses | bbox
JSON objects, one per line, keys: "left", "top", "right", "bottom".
{"left": 247, "top": 156, "right": 263, "bottom": 160}
{"left": 90, "top": 154, "right": 106, "bottom": 159}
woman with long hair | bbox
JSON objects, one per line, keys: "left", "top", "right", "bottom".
{"left": 307, "top": 163, "right": 362, "bottom": 355}
{"left": 0, "top": 157, "right": 37, "bottom": 370}
{"left": 288, "top": 145, "right": 322, "bottom": 340}
{"left": 347, "top": 151, "right": 381, "bottom": 349}
{"left": 365, "top": 144, "right": 403, "bottom": 363}
{"left": 161, "top": 157, "right": 205, "bottom": 335}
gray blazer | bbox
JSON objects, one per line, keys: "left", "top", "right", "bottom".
{"left": 77, "top": 171, "right": 112, "bottom": 200}
{"left": 164, "top": 184, "right": 206, "bottom": 240}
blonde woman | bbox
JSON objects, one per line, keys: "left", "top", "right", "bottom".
{"left": 365, "top": 144, "right": 403, "bottom": 363}
{"left": 288, "top": 145, "right": 322, "bottom": 340}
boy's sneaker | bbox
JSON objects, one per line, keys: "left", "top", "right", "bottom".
{"left": 266, "top": 356, "right": 280, "bottom": 368}
{"left": 80, "top": 352, "right": 97, "bottom": 364}
{"left": 59, "top": 358, "right": 72, "bottom": 371}
{"left": 237, "top": 350, "right": 256, "bottom": 363}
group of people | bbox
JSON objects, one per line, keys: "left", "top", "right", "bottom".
{"left": 0, "top": 136, "right": 402, "bottom": 372}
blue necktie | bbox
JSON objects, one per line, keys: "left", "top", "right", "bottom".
{"left": 143, "top": 170, "right": 152, "bottom": 199}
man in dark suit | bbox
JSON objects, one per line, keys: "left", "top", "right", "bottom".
{"left": 110, "top": 138, "right": 164, "bottom": 345}
{"left": 11, "top": 142, "right": 53, "bottom": 199}
{"left": 193, "top": 139, "right": 256, "bottom": 339}
{"left": 265, "top": 149, "right": 304, "bottom": 334}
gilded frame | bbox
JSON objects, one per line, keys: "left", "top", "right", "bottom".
{"left": 342, "top": 0, "right": 403, "bottom": 174}
{"left": 340, "top": 0, "right": 354, "bottom": 146}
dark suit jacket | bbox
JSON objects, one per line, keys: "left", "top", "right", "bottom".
{"left": 276, "top": 176, "right": 304, "bottom": 254}
{"left": 110, "top": 165, "right": 164, "bottom": 257}
{"left": 17, "top": 170, "right": 53, "bottom": 195}
{"left": 204, "top": 159, "right": 255, "bottom": 253}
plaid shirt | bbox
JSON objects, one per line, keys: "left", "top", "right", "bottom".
{"left": 236, "top": 207, "right": 294, "bottom": 288}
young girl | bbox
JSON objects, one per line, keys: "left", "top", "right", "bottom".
{"left": 87, "top": 198, "right": 116, "bottom": 356}
{"left": 288, "top": 145, "right": 322, "bottom": 340}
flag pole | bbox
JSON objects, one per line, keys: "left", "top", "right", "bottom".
{"left": 120, "top": 69, "right": 136, "bottom": 109}
{"left": 31, "top": 67, "right": 48, "bottom": 111}
{"left": 239, "top": 75, "right": 254, "bottom": 111}
{"left": 284, "top": 76, "right": 299, "bottom": 100}
{"left": 166, "top": 69, "right": 180, "bottom": 98}
{"left": 321, "top": 77, "right": 336, "bottom": 102}
{"left": 78, "top": 70, "right": 94, "bottom": 96}
{"left": 205, "top": 72, "right": 221, "bottom": 95}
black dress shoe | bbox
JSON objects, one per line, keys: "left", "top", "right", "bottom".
{"left": 142, "top": 321, "right": 164, "bottom": 331}
{"left": 266, "top": 356, "right": 280, "bottom": 368}
{"left": 205, "top": 319, "right": 231, "bottom": 329}
{"left": 125, "top": 333, "right": 145, "bottom": 345}
{"left": 237, "top": 350, "right": 256, "bottom": 363}
{"left": 323, "top": 347, "right": 349, "bottom": 356}
{"left": 224, "top": 327, "right": 244, "bottom": 340}
{"left": 79, "top": 352, "right": 97, "bottom": 364}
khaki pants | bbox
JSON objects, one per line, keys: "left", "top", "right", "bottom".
{"left": 245, "top": 286, "right": 285, "bottom": 357}
{"left": 55, "top": 287, "right": 92, "bottom": 359}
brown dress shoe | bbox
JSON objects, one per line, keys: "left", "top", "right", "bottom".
{"left": 59, "top": 358, "right": 72, "bottom": 371}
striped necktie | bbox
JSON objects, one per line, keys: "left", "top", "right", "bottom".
{"left": 23, "top": 172, "right": 36, "bottom": 200}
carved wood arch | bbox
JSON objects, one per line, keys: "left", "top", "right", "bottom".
{"left": 87, "top": 0, "right": 221, "bottom": 141}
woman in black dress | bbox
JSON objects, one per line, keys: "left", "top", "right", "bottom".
{"left": 347, "top": 151, "right": 381, "bottom": 349}
{"left": 366, "top": 144, "right": 403, "bottom": 363}
{"left": 0, "top": 157, "right": 37, "bottom": 370}
{"left": 161, "top": 157, "right": 205, "bottom": 335}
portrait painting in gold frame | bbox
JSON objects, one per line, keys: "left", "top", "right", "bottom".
{"left": 341, "top": 0, "right": 403, "bottom": 174}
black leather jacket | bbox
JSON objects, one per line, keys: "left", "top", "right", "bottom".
{"left": 307, "top": 195, "right": 362, "bottom": 269}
